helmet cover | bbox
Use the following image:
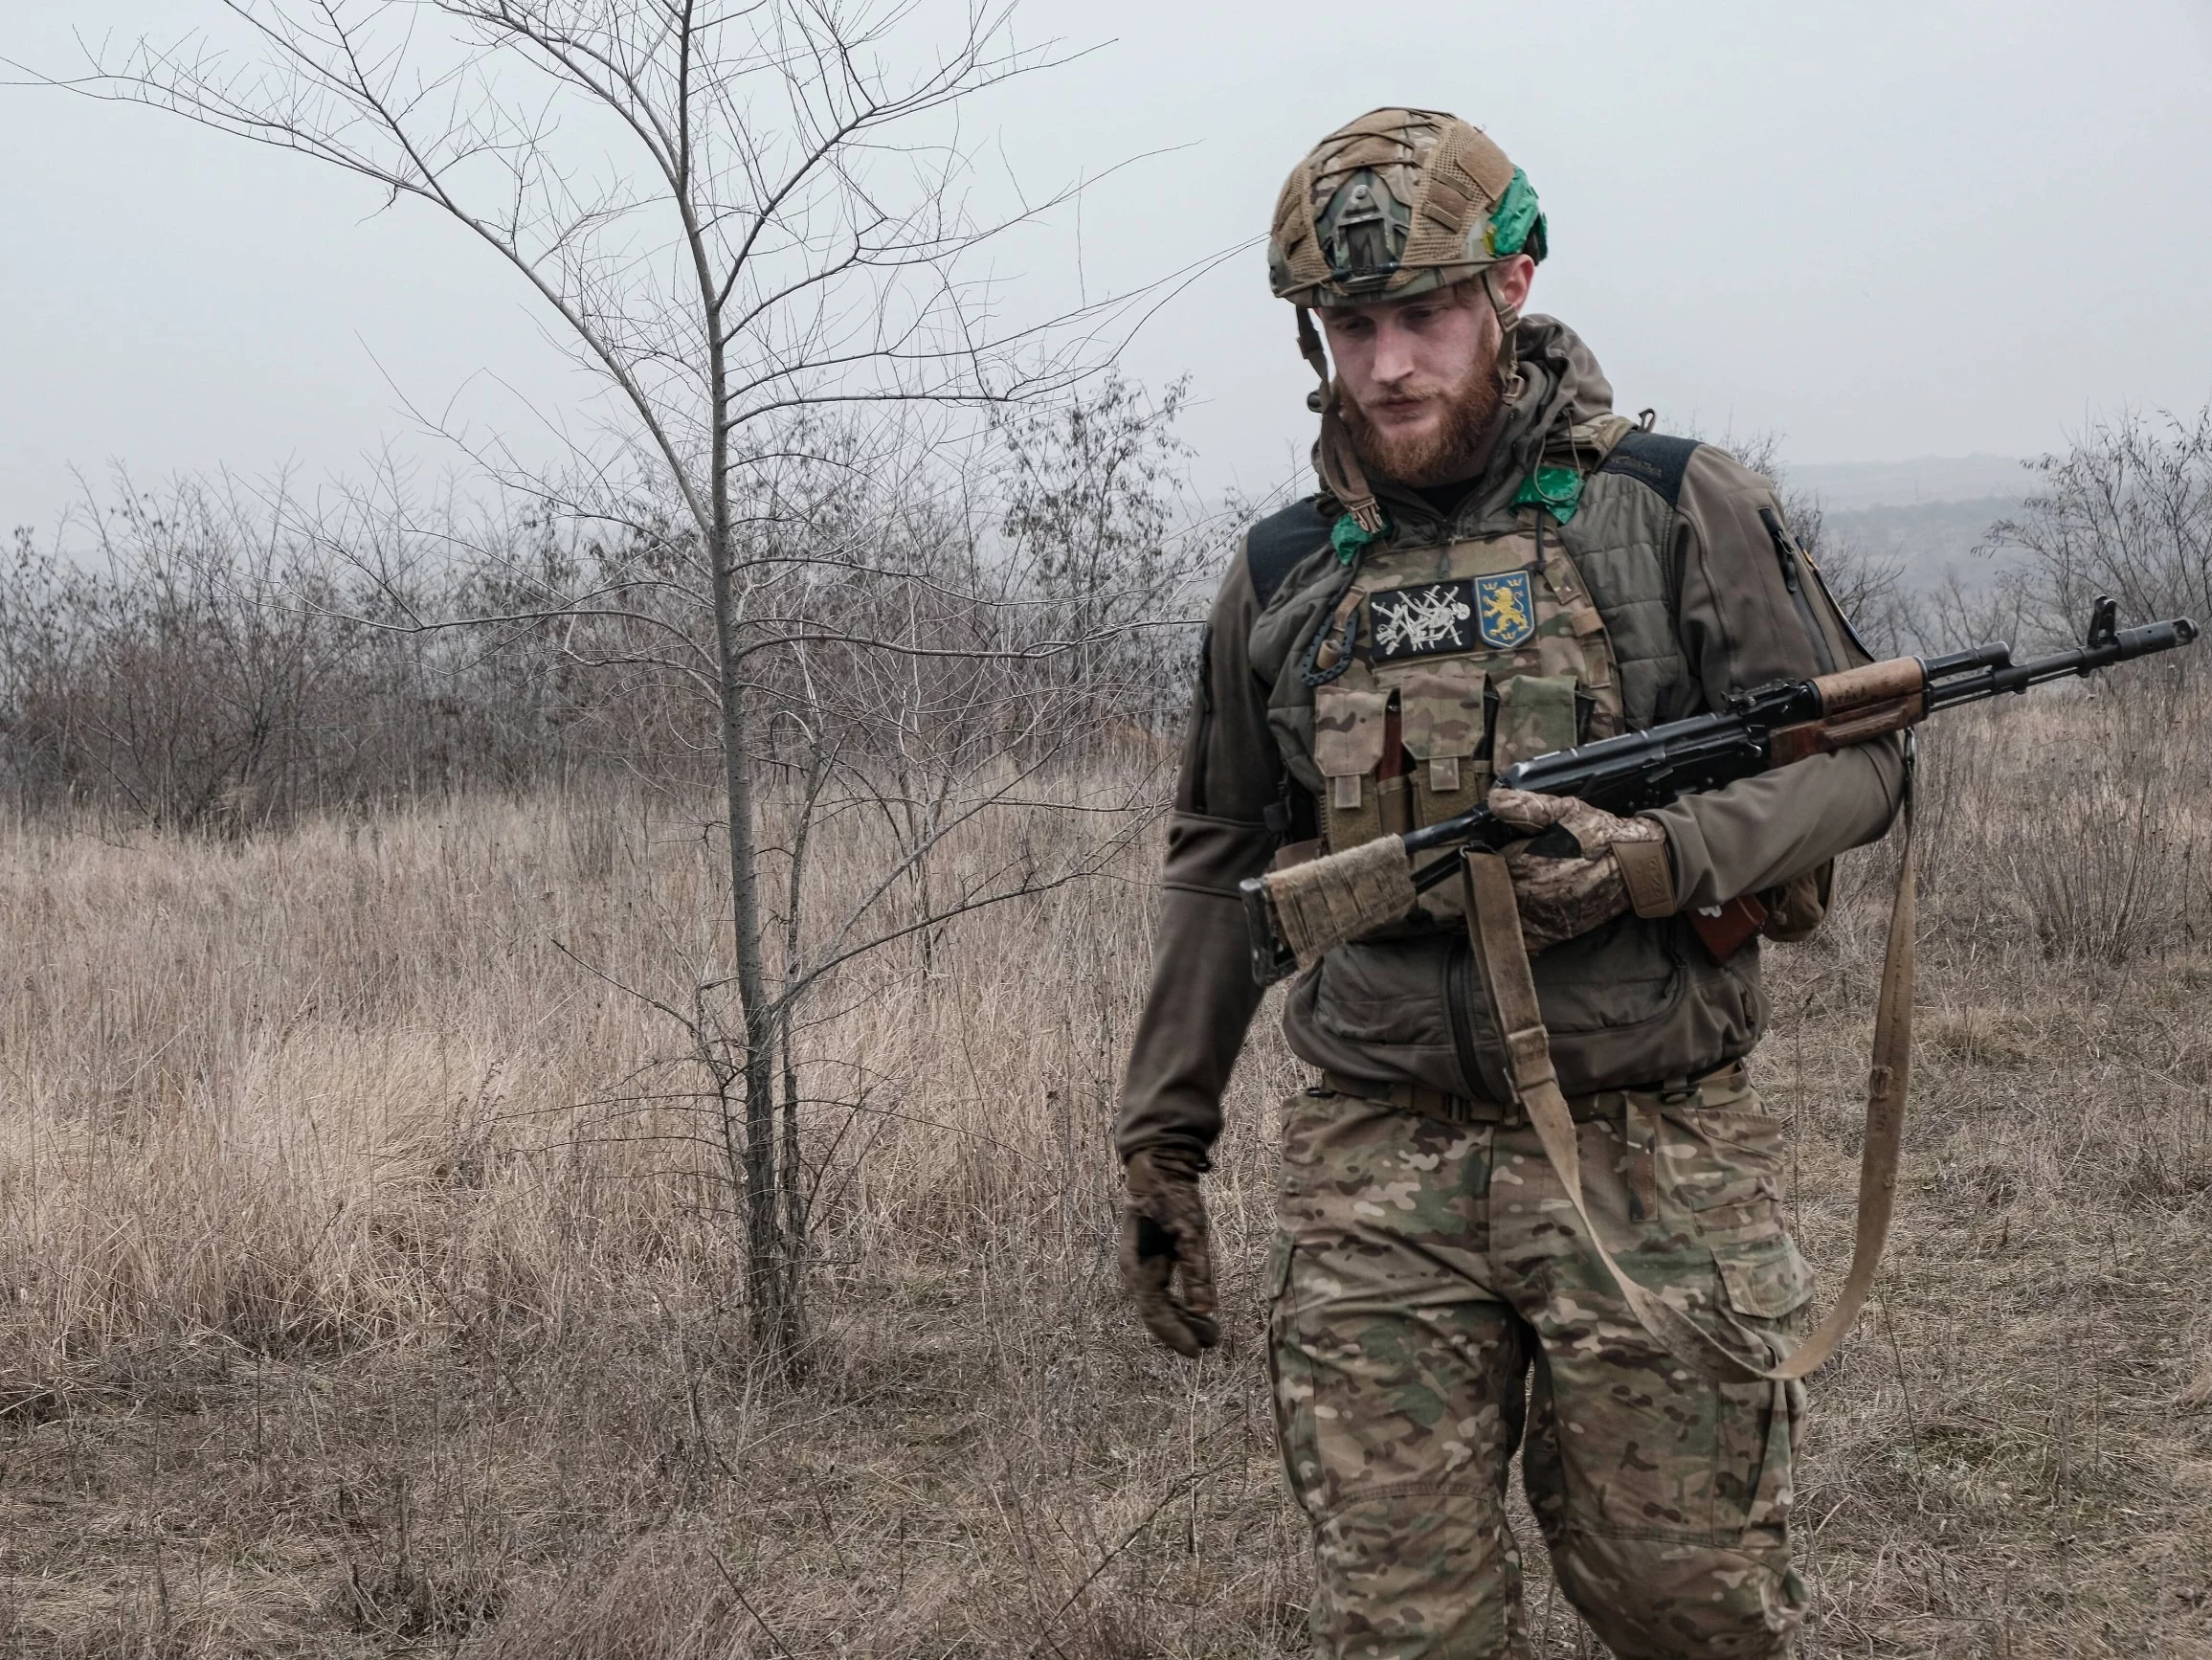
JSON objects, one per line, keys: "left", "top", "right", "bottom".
{"left": 1268, "top": 108, "right": 1547, "bottom": 308}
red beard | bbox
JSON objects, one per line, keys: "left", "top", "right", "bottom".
{"left": 1336, "top": 341, "right": 1506, "bottom": 489}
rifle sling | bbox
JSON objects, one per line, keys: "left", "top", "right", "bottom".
{"left": 1458, "top": 799, "right": 1914, "bottom": 1383}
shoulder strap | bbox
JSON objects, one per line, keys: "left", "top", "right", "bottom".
{"left": 1598, "top": 428, "right": 1702, "bottom": 508}
{"left": 1460, "top": 804, "right": 1915, "bottom": 1384}
{"left": 1243, "top": 498, "right": 1332, "bottom": 610}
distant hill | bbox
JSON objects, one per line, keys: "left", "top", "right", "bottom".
{"left": 1782, "top": 457, "right": 2035, "bottom": 590}
{"left": 1821, "top": 495, "right": 2023, "bottom": 586}
{"left": 1789, "top": 454, "right": 2031, "bottom": 510}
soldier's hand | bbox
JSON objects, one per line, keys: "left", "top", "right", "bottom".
{"left": 1488, "top": 786, "right": 1671, "bottom": 952}
{"left": 1119, "top": 1147, "right": 1219, "bottom": 1358}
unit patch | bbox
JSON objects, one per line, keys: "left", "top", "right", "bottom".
{"left": 1475, "top": 572, "right": 1536, "bottom": 648}
{"left": 1368, "top": 581, "right": 1474, "bottom": 661}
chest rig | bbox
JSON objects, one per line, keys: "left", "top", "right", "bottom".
{"left": 1298, "top": 511, "right": 1623, "bottom": 857}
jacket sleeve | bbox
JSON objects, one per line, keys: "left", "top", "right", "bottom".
{"left": 1114, "top": 547, "right": 1284, "bottom": 1164}
{"left": 1640, "top": 444, "right": 1906, "bottom": 909}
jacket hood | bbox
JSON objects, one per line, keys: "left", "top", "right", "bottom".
{"left": 1511, "top": 312, "right": 1616, "bottom": 436}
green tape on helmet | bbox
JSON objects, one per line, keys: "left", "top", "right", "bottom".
{"left": 1487, "top": 168, "right": 1548, "bottom": 263}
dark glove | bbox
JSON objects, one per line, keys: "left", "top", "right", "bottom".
{"left": 1488, "top": 786, "right": 1673, "bottom": 952}
{"left": 1119, "top": 1147, "right": 1219, "bottom": 1358}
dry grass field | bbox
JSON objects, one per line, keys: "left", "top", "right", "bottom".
{"left": 3, "top": 673, "right": 2210, "bottom": 1658}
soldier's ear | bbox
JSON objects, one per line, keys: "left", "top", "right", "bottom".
{"left": 1487, "top": 255, "right": 1536, "bottom": 313}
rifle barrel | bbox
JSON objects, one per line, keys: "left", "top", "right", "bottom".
{"left": 1924, "top": 617, "right": 2197, "bottom": 710}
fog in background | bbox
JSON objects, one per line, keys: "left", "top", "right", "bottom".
{"left": 6, "top": 0, "right": 2211, "bottom": 532}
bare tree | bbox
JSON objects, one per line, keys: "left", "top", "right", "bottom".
{"left": 42, "top": 0, "right": 1179, "bottom": 1371}
{"left": 1982, "top": 406, "right": 2212, "bottom": 637}
{"left": 994, "top": 371, "right": 1217, "bottom": 727}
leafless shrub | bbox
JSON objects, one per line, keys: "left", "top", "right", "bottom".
{"left": 1895, "top": 562, "right": 2044, "bottom": 658}
{"left": 0, "top": 473, "right": 680, "bottom": 826}
{"left": 996, "top": 372, "right": 1218, "bottom": 728}
{"left": 1911, "top": 664, "right": 2211, "bottom": 961}
{"left": 1, "top": 476, "right": 402, "bottom": 829}
{"left": 1985, "top": 406, "right": 2212, "bottom": 632}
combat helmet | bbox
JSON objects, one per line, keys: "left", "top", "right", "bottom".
{"left": 1268, "top": 108, "right": 1548, "bottom": 531}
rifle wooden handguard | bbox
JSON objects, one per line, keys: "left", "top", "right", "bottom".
{"left": 1769, "top": 693, "right": 1923, "bottom": 766}
{"left": 1812, "top": 657, "right": 1925, "bottom": 714}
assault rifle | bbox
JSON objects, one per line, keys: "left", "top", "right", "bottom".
{"left": 1241, "top": 596, "right": 2198, "bottom": 983}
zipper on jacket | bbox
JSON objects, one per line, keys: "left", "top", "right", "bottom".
{"left": 1445, "top": 936, "right": 1489, "bottom": 1100}
{"left": 1758, "top": 506, "right": 1838, "bottom": 675}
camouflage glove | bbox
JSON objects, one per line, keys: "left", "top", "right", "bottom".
{"left": 1488, "top": 786, "right": 1673, "bottom": 952}
{"left": 1119, "top": 1147, "right": 1219, "bottom": 1358}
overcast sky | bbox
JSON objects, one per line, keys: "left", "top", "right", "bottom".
{"left": 6, "top": 0, "right": 2211, "bottom": 532}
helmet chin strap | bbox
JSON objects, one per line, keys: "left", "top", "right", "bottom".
{"left": 1296, "top": 305, "right": 1386, "bottom": 535}
{"left": 1481, "top": 267, "right": 1526, "bottom": 406}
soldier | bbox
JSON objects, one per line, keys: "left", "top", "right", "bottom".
{"left": 1116, "top": 109, "right": 1903, "bottom": 1657}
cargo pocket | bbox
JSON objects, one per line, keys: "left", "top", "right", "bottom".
{"left": 1263, "top": 1231, "right": 1325, "bottom": 1519}
{"left": 1710, "top": 1229, "right": 1813, "bottom": 1542}
{"left": 1708, "top": 1218, "right": 1814, "bottom": 1492}
{"left": 1277, "top": 1088, "right": 1329, "bottom": 1202}
{"left": 1714, "top": 1372, "right": 1807, "bottom": 1542}
{"left": 1491, "top": 672, "right": 1580, "bottom": 771}
{"left": 1710, "top": 1227, "right": 1815, "bottom": 1323}
{"left": 1654, "top": 1099, "right": 1787, "bottom": 1234}
{"left": 1264, "top": 1229, "right": 1296, "bottom": 1303}
{"left": 1312, "top": 684, "right": 1390, "bottom": 850}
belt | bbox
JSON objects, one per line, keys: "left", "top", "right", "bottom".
{"left": 1320, "top": 1061, "right": 1749, "bottom": 1127}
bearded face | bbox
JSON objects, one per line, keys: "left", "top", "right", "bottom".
{"left": 1320, "top": 283, "right": 1510, "bottom": 489}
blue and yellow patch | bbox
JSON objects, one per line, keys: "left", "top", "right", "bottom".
{"left": 1474, "top": 572, "right": 1535, "bottom": 649}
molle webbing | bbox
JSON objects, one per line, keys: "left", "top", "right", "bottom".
{"left": 1300, "top": 525, "right": 1624, "bottom": 870}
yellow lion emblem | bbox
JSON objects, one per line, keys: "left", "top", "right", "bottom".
{"left": 1475, "top": 572, "right": 1535, "bottom": 647}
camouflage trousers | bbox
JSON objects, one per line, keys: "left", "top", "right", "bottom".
{"left": 1266, "top": 1073, "right": 1814, "bottom": 1659}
